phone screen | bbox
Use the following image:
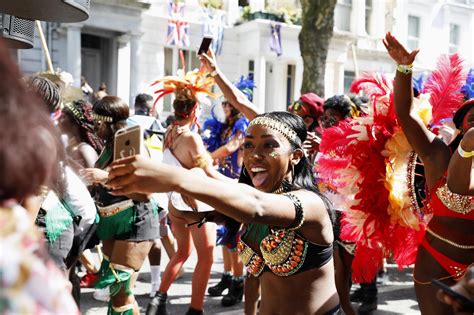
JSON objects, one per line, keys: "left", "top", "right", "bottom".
{"left": 198, "top": 37, "right": 213, "bottom": 55}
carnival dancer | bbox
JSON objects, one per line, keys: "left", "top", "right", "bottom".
{"left": 0, "top": 38, "right": 78, "bottom": 314}
{"left": 384, "top": 32, "right": 473, "bottom": 315}
{"left": 59, "top": 100, "right": 104, "bottom": 291}
{"left": 108, "top": 111, "right": 340, "bottom": 315}
{"left": 204, "top": 77, "right": 253, "bottom": 307}
{"left": 81, "top": 96, "right": 160, "bottom": 315}
{"left": 146, "top": 69, "right": 225, "bottom": 315}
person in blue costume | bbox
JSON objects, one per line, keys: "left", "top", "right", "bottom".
{"left": 81, "top": 96, "right": 160, "bottom": 315}
{"left": 203, "top": 76, "right": 254, "bottom": 307}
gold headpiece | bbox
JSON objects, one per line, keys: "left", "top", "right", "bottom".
{"left": 249, "top": 116, "right": 299, "bottom": 144}
{"left": 64, "top": 102, "right": 84, "bottom": 120}
{"left": 92, "top": 113, "right": 113, "bottom": 123}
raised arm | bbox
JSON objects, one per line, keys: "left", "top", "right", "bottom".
{"left": 107, "top": 155, "right": 332, "bottom": 242}
{"left": 199, "top": 49, "right": 262, "bottom": 121}
{"left": 383, "top": 32, "right": 450, "bottom": 187}
{"left": 210, "top": 131, "right": 245, "bottom": 160}
{"left": 447, "top": 128, "right": 474, "bottom": 195}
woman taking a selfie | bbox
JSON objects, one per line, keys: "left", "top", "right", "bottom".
{"left": 108, "top": 111, "right": 340, "bottom": 315}
{"left": 81, "top": 96, "right": 160, "bottom": 315}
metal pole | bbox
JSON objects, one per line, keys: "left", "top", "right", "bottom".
{"left": 35, "top": 20, "right": 54, "bottom": 73}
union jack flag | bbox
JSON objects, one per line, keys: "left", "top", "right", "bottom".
{"left": 166, "top": 1, "right": 190, "bottom": 47}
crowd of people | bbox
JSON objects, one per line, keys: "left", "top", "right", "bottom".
{"left": 1, "top": 31, "right": 473, "bottom": 315}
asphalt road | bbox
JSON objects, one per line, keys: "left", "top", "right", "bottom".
{"left": 80, "top": 246, "right": 421, "bottom": 315}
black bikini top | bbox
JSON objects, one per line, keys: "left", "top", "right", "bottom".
{"left": 238, "top": 224, "right": 333, "bottom": 277}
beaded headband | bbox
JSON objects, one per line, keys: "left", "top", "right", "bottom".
{"left": 92, "top": 113, "right": 113, "bottom": 123}
{"left": 64, "top": 102, "right": 84, "bottom": 120}
{"left": 248, "top": 116, "right": 300, "bottom": 144}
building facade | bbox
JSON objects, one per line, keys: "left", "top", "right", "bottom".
{"left": 14, "top": 0, "right": 474, "bottom": 115}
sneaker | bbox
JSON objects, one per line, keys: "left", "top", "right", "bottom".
{"left": 221, "top": 278, "right": 244, "bottom": 307}
{"left": 208, "top": 273, "right": 232, "bottom": 297}
{"left": 80, "top": 273, "right": 99, "bottom": 288}
{"left": 93, "top": 287, "right": 110, "bottom": 302}
{"left": 146, "top": 292, "right": 167, "bottom": 315}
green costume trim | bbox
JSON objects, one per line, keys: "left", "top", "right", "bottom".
{"left": 96, "top": 207, "right": 136, "bottom": 240}
{"left": 149, "top": 197, "right": 162, "bottom": 217}
{"left": 96, "top": 146, "right": 113, "bottom": 169}
{"left": 243, "top": 223, "right": 269, "bottom": 244}
{"left": 95, "top": 263, "right": 133, "bottom": 297}
{"left": 43, "top": 191, "right": 73, "bottom": 244}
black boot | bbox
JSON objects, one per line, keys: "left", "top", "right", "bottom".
{"left": 146, "top": 292, "right": 167, "bottom": 315}
{"left": 357, "top": 297, "right": 377, "bottom": 314}
{"left": 208, "top": 273, "right": 232, "bottom": 296}
{"left": 221, "top": 278, "right": 244, "bottom": 307}
{"left": 350, "top": 287, "right": 364, "bottom": 303}
{"left": 185, "top": 307, "right": 203, "bottom": 315}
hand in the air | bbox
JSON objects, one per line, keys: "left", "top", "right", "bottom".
{"left": 383, "top": 32, "right": 419, "bottom": 65}
{"left": 198, "top": 48, "right": 218, "bottom": 74}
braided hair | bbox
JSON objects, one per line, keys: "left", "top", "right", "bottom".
{"left": 62, "top": 100, "right": 103, "bottom": 153}
{"left": 26, "top": 75, "right": 61, "bottom": 113}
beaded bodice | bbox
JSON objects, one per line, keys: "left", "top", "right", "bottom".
{"left": 238, "top": 228, "right": 309, "bottom": 277}
{"left": 434, "top": 183, "right": 473, "bottom": 215}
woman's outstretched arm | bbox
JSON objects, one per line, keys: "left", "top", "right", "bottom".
{"left": 107, "top": 155, "right": 328, "bottom": 232}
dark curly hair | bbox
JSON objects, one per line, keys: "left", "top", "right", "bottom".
{"left": 63, "top": 100, "right": 103, "bottom": 153}
{"left": 323, "top": 94, "right": 360, "bottom": 119}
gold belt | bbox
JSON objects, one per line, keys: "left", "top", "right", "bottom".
{"left": 426, "top": 228, "right": 474, "bottom": 249}
{"left": 97, "top": 200, "right": 134, "bottom": 217}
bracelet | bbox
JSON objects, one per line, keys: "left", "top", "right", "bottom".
{"left": 396, "top": 64, "right": 413, "bottom": 74}
{"left": 458, "top": 143, "right": 474, "bottom": 158}
{"left": 210, "top": 69, "right": 218, "bottom": 77}
{"left": 283, "top": 193, "right": 305, "bottom": 230}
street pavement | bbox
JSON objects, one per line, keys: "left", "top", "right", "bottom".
{"left": 81, "top": 247, "right": 421, "bottom": 315}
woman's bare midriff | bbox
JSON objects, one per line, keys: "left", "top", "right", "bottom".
{"left": 258, "top": 261, "right": 339, "bottom": 315}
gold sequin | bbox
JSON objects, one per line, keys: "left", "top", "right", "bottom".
{"left": 435, "top": 184, "right": 473, "bottom": 215}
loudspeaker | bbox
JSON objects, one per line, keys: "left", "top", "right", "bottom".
{"left": 0, "top": 14, "right": 34, "bottom": 49}
{"left": 0, "top": 0, "right": 90, "bottom": 22}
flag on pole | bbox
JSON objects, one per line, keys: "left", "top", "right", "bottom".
{"left": 202, "top": 8, "right": 225, "bottom": 55}
{"left": 166, "top": 0, "right": 190, "bottom": 47}
{"left": 270, "top": 23, "right": 282, "bottom": 56}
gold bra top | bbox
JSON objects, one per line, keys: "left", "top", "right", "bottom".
{"left": 238, "top": 228, "right": 308, "bottom": 277}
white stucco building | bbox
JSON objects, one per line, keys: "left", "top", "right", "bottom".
{"left": 13, "top": 0, "right": 474, "bottom": 115}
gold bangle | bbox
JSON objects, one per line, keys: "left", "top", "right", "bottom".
{"left": 210, "top": 69, "right": 218, "bottom": 77}
{"left": 426, "top": 228, "right": 474, "bottom": 249}
{"left": 396, "top": 64, "right": 413, "bottom": 74}
{"left": 458, "top": 143, "right": 474, "bottom": 158}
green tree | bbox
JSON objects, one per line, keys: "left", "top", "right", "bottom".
{"left": 299, "top": 0, "right": 337, "bottom": 96}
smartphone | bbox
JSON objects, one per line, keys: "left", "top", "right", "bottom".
{"left": 197, "top": 37, "right": 213, "bottom": 55}
{"left": 432, "top": 279, "right": 474, "bottom": 312}
{"left": 114, "top": 125, "right": 142, "bottom": 160}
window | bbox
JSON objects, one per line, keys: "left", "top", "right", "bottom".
{"left": 334, "top": 0, "right": 352, "bottom": 32}
{"left": 248, "top": 60, "right": 255, "bottom": 78}
{"left": 286, "top": 64, "right": 295, "bottom": 108}
{"left": 344, "top": 71, "right": 355, "bottom": 93}
{"left": 407, "top": 16, "right": 420, "bottom": 51}
{"left": 365, "top": 0, "right": 372, "bottom": 35}
{"left": 449, "top": 24, "right": 460, "bottom": 53}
